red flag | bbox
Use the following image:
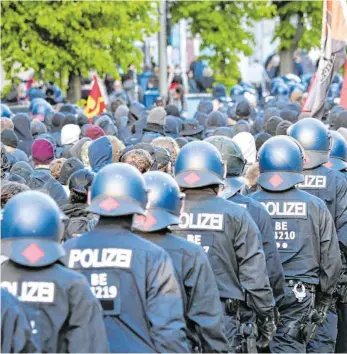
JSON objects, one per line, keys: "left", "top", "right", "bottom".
{"left": 84, "top": 75, "right": 106, "bottom": 120}
{"left": 340, "top": 61, "right": 347, "bottom": 109}
{"left": 302, "top": 0, "right": 347, "bottom": 119}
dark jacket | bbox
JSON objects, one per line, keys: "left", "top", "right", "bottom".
{"left": 221, "top": 176, "right": 285, "bottom": 302}
{"left": 63, "top": 217, "right": 189, "bottom": 353}
{"left": 170, "top": 188, "right": 275, "bottom": 318}
{"left": 88, "top": 136, "right": 113, "bottom": 173}
{"left": 297, "top": 165, "right": 347, "bottom": 256}
{"left": 138, "top": 229, "right": 229, "bottom": 353}
{"left": 1, "top": 288, "right": 38, "bottom": 353}
{"left": 252, "top": 187, "right": 341, "bottom": 295}
{"left": 61, "top": 203, "right": 98, "bottom": 240}
{"left": 13, "top": 114, "right": 33, "bottom": 157}
{"left": 1, "top": 260, "right": 109, "bottom": 353}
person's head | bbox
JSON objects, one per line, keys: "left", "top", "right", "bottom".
{"left": 205, "top": 136, "right": 246, "bottom": 177}
{"left": 206, "top": 111, "right": 227, "bottom": 129}
{"left": 1, "top": 191, "right": 65, "bottom": 266}
{"left": 151, "top": 136, "right": 180, "bottom": 163}
{"left": 107, "top": 136, "right": 125, "bottom": 162}
{"left": 59, "top": 157, "right": 84, "bottom": 185}
{"left": 0, "top": 118, "right": 14, "bottom": 132}
{"left": 264, "top": 116, "right": 283, "bottom": 136}
{"left": 187, "top": 70, "right": 194, "bottom": 79}
{"left": 254, "top": 132, "right": 272, "bottom": 152}
{"left": 155, "top": 96, "right": 165, "bottom": 107}
{"left": 132, "top": 171, "right": 182, "bottom": 232}
{"left": 87, "top": 163, "right": 148, "bottom": 217}
{"left": 235, "top": 100, "right": 251, "bottom": 121}
{"left": 68, "top": 169, "right": 95, "bottom": 204}
{"left": 32, "top": 138, "right": 55, "bottom": 167}
{"left": 113, "top": 80, "right": 123, "bottom": 91}
{"left": 1, "top": 129, "right": 18, "bottom": 149}
{"left": 174, "top": 141, "right": 225, "bottom": 191}
{"left": 276, "top": 120, "right": 292, "bottom": 136}
{"left": 153, "top": 146, "right": 172, "bottom": 173}
{"left": 257, "top": 136, "right": 304, "bottom": 191}
{"left": 10, "top": 161, "right": 34, "bottom": 183}
{"left": 61, "top": 124, "right": 81, "bottom": 146}
{"left": 121, "top": 149, "right": 153, "bottom": 173}
{"left": 326, "top": 130, "right": 347, "bottom": 171}
{"left": 288, "top": 118, "right": 330, "bottom": 169}
{"left": 50, "top": 158, "right": 67, "bottom": 180}
{"left": 85, "top": 125, "right": 105, "bottom": 140}
{"left": 1, "top": 182, "right": 30, "bottom": 208}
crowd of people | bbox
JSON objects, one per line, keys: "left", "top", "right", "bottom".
{"left": 1, "top": 68, "right": 347, "bottom": 353}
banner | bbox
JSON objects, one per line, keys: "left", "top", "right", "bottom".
{"left": 302, "top": 0, "right": 347, "bottom": 118}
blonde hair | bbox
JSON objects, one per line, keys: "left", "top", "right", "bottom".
{"left": 151, "top": 137, "right": 180, "bottom": 163}
{"left": 50, "top": 158, "right": 67, "bottom": 180}
{"left": 107, "top": 136, "right": 125, "bottom": 163}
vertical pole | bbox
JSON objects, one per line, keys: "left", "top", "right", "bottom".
{"left": 159, "top": 0, "right": 167, "bottom": 97}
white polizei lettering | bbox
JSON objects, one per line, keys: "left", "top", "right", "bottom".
{"left": 297, "top": 175, "right": 327, "bottom": 188}
{"left": 261, "top": 202, "right": 307, "bottom": 217}
{"left": 179, "top": 213, "right": 224, "bottom": 230}
{"left": 1, "top": 281, "right": 55, "bottom": 302}
{"left": 68, "top": 248, "right": 132, "bottom": 269}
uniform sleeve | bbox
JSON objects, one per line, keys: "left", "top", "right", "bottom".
{"left": 146, "top": 250, "right": 190, "bottom": 353}
{"left": 319, "top": 204, "right": 342, "bottom": 295}
{"left": 184, "top": 247, "right": 229, "bottom": 353}
{"left": 1, "top": 289, "right": 39, "bottom": 353}
{"left": 233, "top": 211, "right": 275, "bottom": 317}
{"left": 65, "top": 276, "right": 109, "bottom": 353}
{"left": 257, "top": 206, "right": 285, "bottom": 303}
{"left": 335, "top": 174, "right": 347, "bottom": 254}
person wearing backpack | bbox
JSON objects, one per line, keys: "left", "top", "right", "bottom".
{"left": 61, "top": 169, "right": 98, "bottom": 240}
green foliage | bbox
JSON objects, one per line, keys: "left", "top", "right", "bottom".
{"left": 1, "top": 1, "right": 158, "bottom": 82}
{"left": 171, "top": 1, "right": 275, "bottom": 87}
{"left": 273, "top": 0, "right": 323, "bottom": 51}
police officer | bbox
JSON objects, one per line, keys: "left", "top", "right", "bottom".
{"left": 63, "top": 163, "right": 189, "bottom": 353}
{"left": 205, "top": 135, "right": 285, "bottom": 303}
{"left": 252, "top": 136, "right": 341, "bottom": 353}
{"left": 1, "top": 288, "right": 38, "bottom": 353}
{"left": 325, "top": 130, "right": 347, "bottom": 177}
{"left": 324, "top": 131, "right": 347, "bottom": 354}
{"left": 288, "top": 118, "right": 347, "bottom": 353}
{"left": 170, "top": 141, "right": 276, "bottom": 352}
{"left": 1, "top": 191, "right": 109, "bottom": 353}
{"left": 132, "top": 171, "right": 229, "bottom": 353}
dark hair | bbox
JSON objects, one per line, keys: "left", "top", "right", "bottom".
{"left": 69, "top": 189, "right": 88, "bottom": 204}
{"left": 1, "top": 182, "right": 30, "bottom": 207}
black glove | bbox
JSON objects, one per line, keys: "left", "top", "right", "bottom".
{"left": 256, "top": 312, "right": 277, "bottom": 349}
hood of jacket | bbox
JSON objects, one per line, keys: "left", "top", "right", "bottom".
{"left": 88, "top": 136, "right": 113, "bottom": 172}
{"left": 13, "top": 114, "right": 33, "bottom": 141}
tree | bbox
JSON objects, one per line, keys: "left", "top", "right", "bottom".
{"left": 272, "top": 0, "right": 323, "bottom": 75}
{"left": 1, "top": 1, "right": 158, "bottom": 102}
{"left": 171, "top": 1, "right": 274, "bottom": 87}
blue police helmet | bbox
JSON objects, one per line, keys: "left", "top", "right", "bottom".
{"left": 230, "top": 84, "right": 244, "bottom": 98}
{"left": 288, "top": 118, "right": 331, "bottom": 169}
{"left": 132, "top": 171, "right": 183, "bottom": 232}
{"left": 31, "top": 101, "right": 54, "bottom": 119}
{"left": 1, "top": 191, "right": 65, "bottom": 267}
{"left": 272, "top": 84, "right": 289, "bottom": 97}
{"left": 325, "top": 131, "right": 347, "bottom": 171}
{"left": 88, "top": 163, "right": 148, "bottom": 216}
{"left": 1, "top": 104, "right": 13, "bottom": 118}
{"left": 270, "top": 77, "right": 285, "bottom": 91}
{"left": 257, "top": 136, "right": 304, "bottom": 191}
{"left": 175, "top": 141, "right": 225, "bottom": 188}
{"left": 289, "top": 83, "right": 306, "bottom": 95}
{"left": 29, "top": 98, "right": 47, "bottom": 113}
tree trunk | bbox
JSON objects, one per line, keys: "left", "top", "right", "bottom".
{"left": 280, "top": 50, "right": 294, "bottom": 76}
{"left": 67, "top": 72, "right": 81, "bottom": 103}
